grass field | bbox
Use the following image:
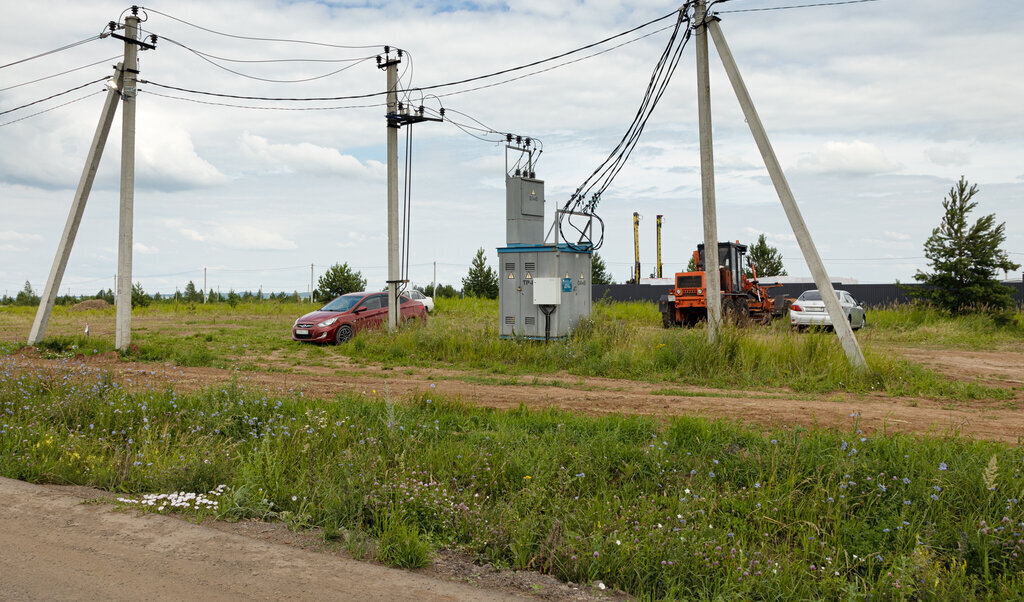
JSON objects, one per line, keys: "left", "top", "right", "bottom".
{"left": 1, "top": 298, "right": 1019, "bottom": 400}
{"left": 2, "top": 299, "right": 1024, "bottom": 599}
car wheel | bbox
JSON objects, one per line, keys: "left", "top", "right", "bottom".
{"left": 335, "top": 324, "right": 354, "bottom": 344}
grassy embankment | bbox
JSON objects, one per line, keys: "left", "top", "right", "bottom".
{"left": 2, "top": 355, "right": 1024, "bottom": 599}
{"left": 2, "top": 297, "right": 1018, "bottom": 400}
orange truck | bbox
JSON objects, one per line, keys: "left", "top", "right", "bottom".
{"left": 659, "top": 241, "right": 790, "bottom": 327}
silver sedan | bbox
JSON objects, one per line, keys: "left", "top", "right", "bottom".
{"left": 789, "top": 289, "right": 866, "bottom": 330}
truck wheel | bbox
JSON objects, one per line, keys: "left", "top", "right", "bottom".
{"left": 662, "top": 310, "right": 675, "bottom": 328}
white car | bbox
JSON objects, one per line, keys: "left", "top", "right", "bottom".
{"left": 789, "top": 289, "right": 866, "bottom": 330}
{"left": 406, "top": 289, "right": 434, "bottom": 313}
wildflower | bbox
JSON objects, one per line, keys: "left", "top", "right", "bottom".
{"left": 939, "top": 462, "right": 948, "bottom": 471}
{"left": 616, "top": 540, "right": 621, "bottom": 546}
{"left": 291, "top": 495, "right": 298, "bottom": 501}
{"left": 593, "top": 551, "right": 599, "bottom": 558}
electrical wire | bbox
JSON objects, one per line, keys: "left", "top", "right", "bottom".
{"left": 139, "top": 9, "right": 680, "bottom": 102}
{"left": 0, "top": 35, "right": 102, "bottom": 70}
{"left": 558, "top": 7, "right": 692, "bottom": 251}
{"left": 138, "top": 6, "right": 384, "bottom": 50}
{"left": 716, "top": 0, "right": 879, "bottom": 13}
{"left": 400, "top": 123, "right": 413, "bottom": 293}
{"left": 155, "top": 35, "right": 377, "bottom": 83}
{"left": 0, "top": 78, "right": 107, "bottom": 117}
{"left": 0, "top": 55, "right": 120, "bottom": 92}
{"left": 426, "top": 22, "right": 676, "bottom": 102}
{"left": 139, "top": 89, "right": 385, "bottom": 111}
{"left": 0, "top": 90, "right": 104, "bottom": 128}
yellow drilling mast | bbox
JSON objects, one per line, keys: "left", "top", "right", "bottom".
{"left": 656, "top": 214, "right": 663, "bottom": 278}
{"left": 632, "top": 212, "right": 641, "bottom": 283}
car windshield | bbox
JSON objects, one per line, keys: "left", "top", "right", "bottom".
{"left": 320, "top": 295, "right": 362, "bottom": 312}
{"left": 798, "top": 290, "right": 842, "bottom": 301}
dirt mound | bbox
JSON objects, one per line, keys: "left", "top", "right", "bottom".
{"left": 71, "top": 299, "right": 111, "bottom": 311}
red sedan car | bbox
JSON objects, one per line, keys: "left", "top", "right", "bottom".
{"left": 292, "top": 291, "right": 427, "bottom": 344}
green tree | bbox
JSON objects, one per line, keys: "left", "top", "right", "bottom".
{"left": 15, "top": 281, "right": 39, "bottom": 306}
{"left": 435, "top": 283, "right": 459, "bottom": 298}
{"left": 131, "top": 282, "right": 150, "bottom": 308}
{"left": 183, "top": 280, "right": 203, "bottom": 303}
{"left": 686, "top": 254, "right": 698, "bottom": 272}
{"left": 315, "top": 262, "right": 367, "bottom": 301}
{"left": 227, "top": 290, "right": 240, "bottom": 307}
{"left": 591, "top": 252, "right": 613, "bottom": 285}
{"left": 912, "top": 176, "right": 1020, "bottom": 312}
{"left": 745, "top": 233, "right": 787, "bottom": 278}
{"left": 462, "top": 248, "right": 498, "bottom": 299}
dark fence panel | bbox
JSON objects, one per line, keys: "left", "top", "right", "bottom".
{"left": 592, "top": 282, "right": 1024, "bottom": 307}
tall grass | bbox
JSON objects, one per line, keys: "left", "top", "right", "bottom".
{"left": 867, "top": 303, "right": 1024, "bottom": 350}
{"left": 2, "top": 357, "right": 1023, "bottom": 599}
{"left": 1, "top": 299, "right": 1014, "bottom": 399}
{"left": 347, "top": 301, "right": 1006, "bottom": 400}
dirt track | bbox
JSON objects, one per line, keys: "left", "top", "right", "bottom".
{"left": 11, "top": 345, "right": 1024, "bottom": 442}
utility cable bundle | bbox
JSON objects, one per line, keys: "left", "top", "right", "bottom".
{"left": 559, "top": 6, "right": 694, "bottom": 252}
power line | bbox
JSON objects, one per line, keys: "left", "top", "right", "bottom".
{"left": 140, "top": 89, "right": 385, "bottom": 111}
{"left": 0, "top": 56, "right": 120, "bottom": 92}
{"left": 424, "top": 22, "right": 677, "bottom": 103}
{"left": 0, "top": 78, "right": 107, "bottom": 117}
{"left": 716, "top": 0, "right": 879, "bottom": 13}
{"left": 139, "top": 9, "right": 681, "bottom": 102}
{"left": 138, "top": 6, "right": 384, "bottom": 50}
{"left": 559, "top": 9, "right": 692, "bottom": 252}
{"left": 0, "top": 35, "right": 102, "bottom": 70}
{"left": 156, "top": 35, "right": 377, "bottom": 83}
{"left": 0, "top": 90, "right": 104, "bottom": 128}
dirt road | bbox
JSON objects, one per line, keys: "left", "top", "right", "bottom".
{"left": 0, "top": 476, "right": 620, "bottom": 601}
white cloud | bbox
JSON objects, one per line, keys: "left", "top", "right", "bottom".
{"left": 924, "top": 146, "right": 970, "bottom": 167}
{"left": 795, "top": 140, "right": 901, "bottom": 176}
{"left": 134, "top": 242, "right": 159, "bottom": 254}
{"left": 240, "top": 133, "right": 385, "bottom": 179}
{"left": 136, "top": 123, "right": 230, "bottom": 191}
{"left": 884, "top": 231, "right": 912, "bottom": 241}
{"left": 171, "top": 223, "right": 297, "bottom": 251}
{"left": 0, "top": 231, "right": 43, "bottom": 242}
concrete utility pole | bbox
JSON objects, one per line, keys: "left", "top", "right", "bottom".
{"left": 115, "top": 14, "right": 140, "bottom": 351}
{"left": 695, "top": 0, "right": 722, "bottom": 340}
{"left": 382, "top": 51, "right": 401, "bottom": 332}
{"left": 203, "top": 267, "right": 207, "bottom": 303}
{"left": 706, "top": 18, "right": 867, "bottom": 369}
{"left": 28, "top": 63, "right": 125, "bottom": 345}
{"left": 309, "top": 263, "right": 314, "bottom": 302}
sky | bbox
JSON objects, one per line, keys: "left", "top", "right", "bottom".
{"left": 1, "top": 0, "right": 1022, "bottom": 298}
